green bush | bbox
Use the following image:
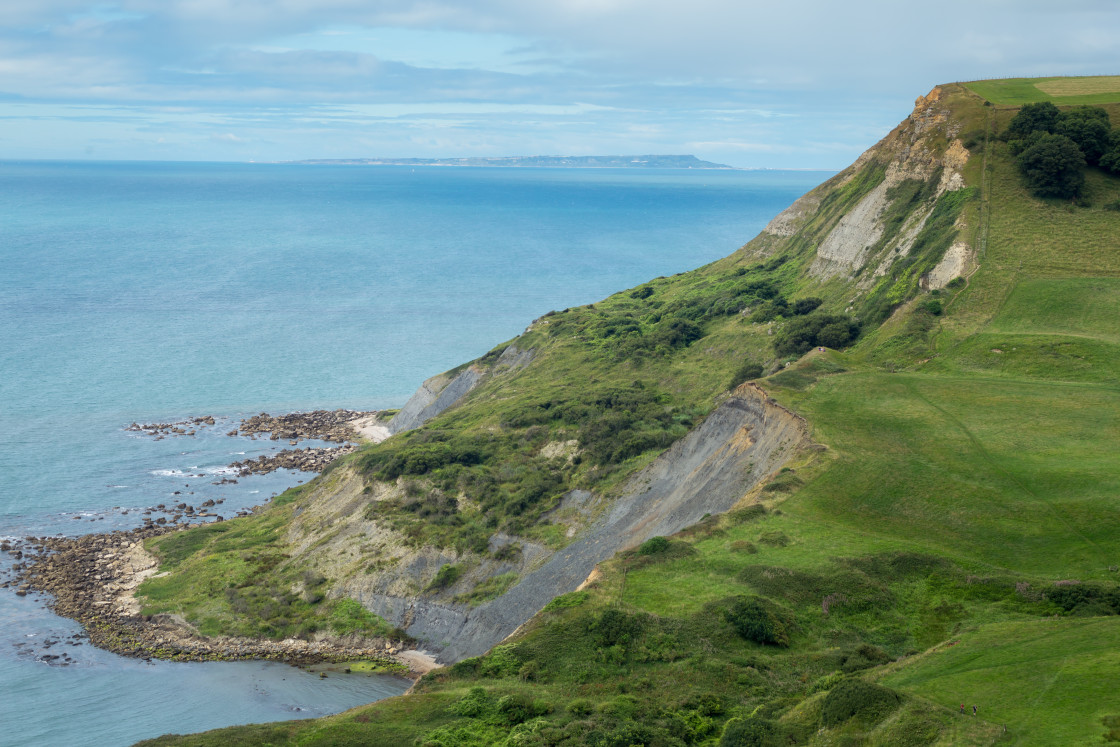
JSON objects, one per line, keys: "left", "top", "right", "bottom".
{"left": 792, "top": 297, "right": 823, "bottom": 315}
{"left": 496, "top": 692, "right": 551, "bottom": 724}
{"left": 637, "top": 536, "right": 671, "bottom": 555}
{"left": 450, "top": 687, "right": 497, "bottom": 718}
{"left": 1046, "top": 583, "right": 1120, "bottom": 616}
{"left": 542, "top": 591, "right": 588, "bottom": 612}
{"left": 729, "top": 361, "right": 764, "bottom": 389}
{"left": 328, "top": 598, "right": 390, "bottom": 636}
{"left": 725, "top": 596, "right": 791, "bottom": 647}
{"left": 592, "top": 608, "right": 646, "bottom": 647}
{"left": 478, "top": 644, "right": 523, "bottom": 678}
{"left": 774, "top": 313, "right": 859, "bottom": 356}
{"left": 820, "top": 678, "right": 901, "bottom": 727}
{"left": 720, "top": 716, "right": 781, "bottom": 746}
{"left": 839, "top": 643, "right": 893, "bottom": 673}
{"left": 567, "top": 698, "right": 594, "bottom": 716}
{"left": 427, "top": 563, "right": 463, "bottom": 592}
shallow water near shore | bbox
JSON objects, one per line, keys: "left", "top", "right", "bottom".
{"left": 0, "top": 160, "right": 830, "bottom": 745}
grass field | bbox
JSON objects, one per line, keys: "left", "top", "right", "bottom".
{"left": 882, "top": 617, "right": 1120, "bottom": 745}
{"left": 965, "top": 76, "right": 1120, "bottom": 106}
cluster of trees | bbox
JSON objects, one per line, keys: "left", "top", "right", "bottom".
{"left": 1006, "top": 102, "right": 1120, "bottom": 198}
{"left": 773, "top": 312, "right": 860, "bottom": 357}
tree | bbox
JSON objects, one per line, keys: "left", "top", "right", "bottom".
{"left": 1016, "top": 133, "right": 1086, "bottom": 198}
{"left": 1101, "top": 147, "right": 1120, "bottom": 176}
{"left": 1100, "top": 129, "right": 1120, "bottom": 175}
{"left": 1006, "top": 101, "right": 1061, "bottom": 138}
{"left": 1055, "top": 107, "right": 1112, "bottom": 165}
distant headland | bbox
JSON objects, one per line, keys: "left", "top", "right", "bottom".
{"left": 285, "top": 154, "right": 733, "bottom": 169}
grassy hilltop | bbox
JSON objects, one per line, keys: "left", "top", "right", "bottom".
{"left": 137, "top": 78, "right": 1120, "bottom": 746}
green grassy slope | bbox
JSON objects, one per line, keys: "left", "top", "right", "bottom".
{"left": 137, "top": 80, "right": 1120, "bottom": 746}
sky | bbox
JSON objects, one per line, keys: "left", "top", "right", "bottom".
{"left": 1, "top": 1, "right": 1118, "bottom": 168}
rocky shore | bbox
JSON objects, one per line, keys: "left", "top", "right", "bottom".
{"left": 225, "top": 409, "right": 386, "bottom": 475}
{"left": 231, "top": 409, "right": 377, "bottom": 443}
{"left": 229, "top": 444, "right": 359, "bottom": 476}
{"left": 13, "top": 526, "right": 433, "bottom": 677}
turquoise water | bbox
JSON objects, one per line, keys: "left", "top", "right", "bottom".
{"left": 0, "top": 160, "right": 829, "bottom": 745}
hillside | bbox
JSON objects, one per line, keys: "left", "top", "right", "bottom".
{"left": 130, "top": 78, "right": 1120, "bottom": 745}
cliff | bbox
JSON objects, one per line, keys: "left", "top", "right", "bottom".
{"left": 133, "top": 84, "right": 986, "bottom": 663}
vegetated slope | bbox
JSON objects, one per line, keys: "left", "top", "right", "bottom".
{"left": 138, "top": 80, "right": 1120, "bottom": 747}
{"left": 134, "top": 83, "right": 974, "bottom": 658}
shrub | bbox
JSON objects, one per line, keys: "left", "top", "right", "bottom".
{"left": 427, "top": 563, "right": 463, "bottom": 592}
{"left": 720, "top": 716, "right": 780, "bottom": 746}
{"left": 920, "top": 298, "right": 943, "bottom": 316}
{"left": 773, "top": 313, "right": 859, "bottom": 356}
{"left": 749, "top": 298, "right": 789, "bottom": 323}
{"left": 729, "top": 361, "right": 764, "bottom": 389}
{"left": 820, "top": 679, "right": 901, "bottom": 727}
{"left": 542, "top": 590, "right": 588, "bottom": 612}
{"left": 328, "top": 598, "right": 389, "bottom": 636}
{"left": 629, "top": 285, "right": 654, "bottom": 299}
{"left": 725, "top": 596, "right": 791, "bottom": 647}
{"left": 653, "top": 317, "right": 704, "bottom": 349}
{"left": 1046, "top": 583, "right": 1120, "bottom": 615}
{"left": 637, "top": 536, "right": 671, "bottom": 555}
{"left": 839, "top": 643, "right": 893, "bottom": 673}
{"left": 496, "top": 692, "right": 551, "bottom": 724}
{"left": 450, "top": 687, "right": 497, "bottom": 718}
{"left": 592, "top": 608, "right": 646, "bottom": 647}
{"left": 792, "top": 297, "right": 823, "bottom": 315}
{"left": 567, "top": 698, "right": 594, "bottom": 716}
{"left": 816, "top": 321, "right": 856, "bottom": 349}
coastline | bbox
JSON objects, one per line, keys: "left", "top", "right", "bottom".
{"left": 12, "top": 408, "right": 431, "bottom": 681}
{"left": 15, "top": 524, "right": 437, "bottom": 679}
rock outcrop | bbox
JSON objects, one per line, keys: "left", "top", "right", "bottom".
{"left": 389, "top": 344, "right": 533, "bottom": 434}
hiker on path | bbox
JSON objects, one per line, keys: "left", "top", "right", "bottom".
{"left": 960, "top": 704, "right": 966, "bottom": 715}
{"left": 973, "top": 705, "right": 977, "bottom": 716}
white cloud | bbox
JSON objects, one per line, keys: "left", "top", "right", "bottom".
{"left": 0, "top": 1, "right": 1118, "bottom": 164}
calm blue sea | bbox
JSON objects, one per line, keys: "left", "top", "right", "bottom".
{"left": 0, "top": 160, "right": 829, "bottom": 745}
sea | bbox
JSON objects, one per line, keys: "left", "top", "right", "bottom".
{"left": 0, "top": 160, "right": 830, "bottom": 746}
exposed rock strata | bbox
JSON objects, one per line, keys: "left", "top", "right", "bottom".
{"left": 286, "top": 383, "right": 810, "bottom": 664}
{"left": 807, "top": 86, "right": 972, "bottom": 283}
{"left": 388, "top": 344, "right": 533, "bottom": 434}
